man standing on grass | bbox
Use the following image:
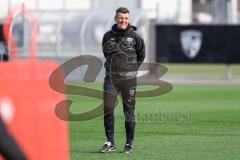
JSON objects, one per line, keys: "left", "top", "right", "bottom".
{"left": 100, "top": 7, "right": 145, "bottom": 154}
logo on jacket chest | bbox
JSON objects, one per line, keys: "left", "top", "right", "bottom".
{"left": 127, "top": 37, "right": 133, "bottom": 43}
{"left": 105, "top": 36, "right": 135, "bottom": 52}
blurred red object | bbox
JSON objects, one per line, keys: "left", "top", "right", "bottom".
{"left": 0, "top": 4, "right": 69, "bottom": 160}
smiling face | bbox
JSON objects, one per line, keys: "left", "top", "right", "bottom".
{"left": 115, "top": 12, "right": 130, "bottom": 30}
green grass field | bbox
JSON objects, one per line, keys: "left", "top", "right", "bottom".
{"left": 68, "top": 83, "right": 240, "bottom": 160}
{"left": 164, "top": 64, "right": 240, "bottom": 76}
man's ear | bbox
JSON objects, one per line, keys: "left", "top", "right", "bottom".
{"left": 114, "top": 16, "right": 117, "bottom": 22}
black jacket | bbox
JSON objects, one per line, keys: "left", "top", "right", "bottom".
{"left": 102, "top": 24, "right": 145, "bottom": 78}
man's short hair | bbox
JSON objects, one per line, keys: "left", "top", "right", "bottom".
{"left": 115, "top": 7, "right": 130, "bottom": 18}
{"left": 116, "top": 7, "right": 130, "bottom": 14}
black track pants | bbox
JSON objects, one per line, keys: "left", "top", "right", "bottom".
{"left": 103, "top": 76, "right": 136, "bottom": 145}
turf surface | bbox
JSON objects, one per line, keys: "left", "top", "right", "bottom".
{"left": 68, "top": 84, "right": 240, "bottom": 160}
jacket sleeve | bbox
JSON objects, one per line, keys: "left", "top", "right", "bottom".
{"left": 135, "top": 32, "right": 145, "bottom": 64}
{"left": 102, "top": 33, "right": 108, "bottom": 58}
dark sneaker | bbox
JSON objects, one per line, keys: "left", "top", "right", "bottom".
{"left": 123, "top": 144, "right": 133, "bottom": 154}
{"left": 99, "top": 142, "right": 116, "bottom": 153}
